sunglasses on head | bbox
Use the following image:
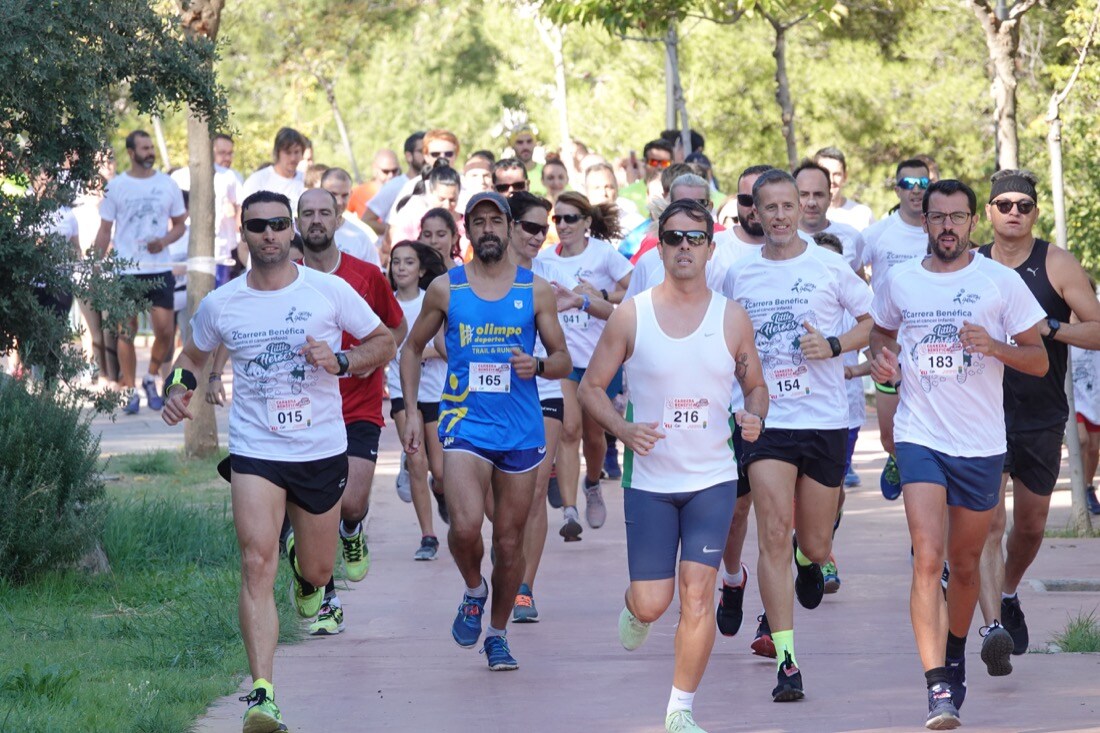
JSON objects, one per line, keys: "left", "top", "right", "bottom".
{"left": 646, "top": 158, "right": 671, "bottom": 169}
{"left": 243, "top": 216, "right": 293, "bottom": 233}
{"left": 659, "top": 229, "right": 709, "bottom": 247}
{"left": 990, "top": 199, "right": 1036, "bottom": 215}
{"left": 552, "top": 213, "right": 585, "bottom": 225}
{"left": 518, "top": 220, "right": 550, "bottom": 236}
{"left": 428, "top": 150, "right": 456, "bottom": 159}
{"left": 494, "top": 181, "right": 528, "bottom": 193}
{"left": 736, "top": 193, "right": 754, "bottom": 207}
{"left": 897, "top": 176, "right": 930, "bottom": 191}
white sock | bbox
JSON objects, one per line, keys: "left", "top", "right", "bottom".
{"left": 486, "top": 625, "right": 506, "bottom": 638}
{"left": 1002, "top": 591, "right": 1018, "bottom": 601}
{"left": 563, "top": 506, "right": 579, "bottom": 521}
{"left": 466, "top": 579, "right": 488, "bottom": 598}
{"left": 667, "top": 686, "right": 694, "bottom": 715}
{"left": 339, "top": 521, "right": 360, "bottom": 538}
{"left": 327, "top": 595, "right": 342, "bottom": 608}
{"left": 723, "top": 564, "right": 745, "bottom": 588}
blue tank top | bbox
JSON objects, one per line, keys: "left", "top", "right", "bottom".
{"left": 439, "top": 265, "right": 544, "bottom": 450}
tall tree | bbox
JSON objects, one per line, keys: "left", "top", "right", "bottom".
{"left": 970, "top": 0, "right": 1041, "bottom": 170}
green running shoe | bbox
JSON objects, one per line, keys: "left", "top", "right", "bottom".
{"left": 665, "top": 709, "right": 707, "bottom": 733}
{"left": 308, "top": 602, "right": 345, "bottom": 636}
{"left": 340, "top": 523, "right": 370, "bottom": 581}
{"left": 822, "top": 559, "right": 841, "bottom": 594}
{"left": 880, "top": 455, "right": 902, "bottom": 500}
{"left": 286, "top": 532, "right": 323, "bottom": 618}
{"left": 619, "top": 606, "right": 651, "bottom": 651}
{"left": 240, "top": 685, "right": 287, "bottom": 733}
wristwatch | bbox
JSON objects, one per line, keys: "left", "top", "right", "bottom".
{"left": 827, "top": 336, "right": 842, "bottom": 358}
{"left": 335, "top": 351, "right": 350, "bottom": 376}
{"left": 581, "top": 294, "right": 591, "bottom": 312}
{"left": 536, "top": 358, "right": 545, "bottom": 376}
{"left": 1046, "top": 318, "right": 1061, "bottom": 340}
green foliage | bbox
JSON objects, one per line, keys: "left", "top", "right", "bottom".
{"left": 1053, "top": 609, "right": 1100, "bottom": 652}
{"left": 0, "top": 664, "right": 80, "bottom": 703}
{"left": 0, "top": 377, "right": 106, "bottom": 584}
{"left": 118, "top": 450, "right": 178, "bottom": 476}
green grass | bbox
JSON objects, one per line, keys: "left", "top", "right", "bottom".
{"left": 1054, "top": 610, "right": 1100, "bottom": 653}
{"left": 0, "top": 453, "right": 302, "bottom": 733}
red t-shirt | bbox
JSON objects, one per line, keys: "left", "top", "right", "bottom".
{"left": 330, "top": 253, "right": 404, "bottom": 426}
{"left": 630, "top": 222, "right": 727, "bottom": 264}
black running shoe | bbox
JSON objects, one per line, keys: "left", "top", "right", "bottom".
{"left": 716, "top": 564, "right": 747, "bottom": 637}
{"left": 794, "top": 560, "right": 824, "bottom": 610}
{"left": 771, "top": 651, "right": 804, "bottom": 702}
{"left": 1000, "top": 595, "right": 1028, "bottom": 655}
{"left": 751, "top": 613, "right": 776, "bottom": 658}
{"left": 979, "top": 622, "right": 1014, "bottom": 676}
{"left": 925, "top": 683, "right": 960, "bottom": 730}
{"left": 944, "top": 655, "right": 966, "bottom": 710}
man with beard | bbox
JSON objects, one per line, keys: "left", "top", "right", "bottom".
{"left": 869, "top": 179, "right": 1047, "bottom": 730}
{"left": 94, "top": 130, "right": 187, "bottom": 414}
{"left": 720, "top": 169, "right": 872, "bottom": 703}
{"left": 399, "top": 191, "right": 572, "bottom": 670}
{"left": 294, "top": 188, "right": 406, "bottom": 636}
{"left": 162, "top": 190, "right": 395, "bottom": 732}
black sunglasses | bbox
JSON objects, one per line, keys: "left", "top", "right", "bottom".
{"left": 552, "top": 213, "right": 585, "bottom": 225}
{"left": 428, "top": 150, "right": 456, "bottom": 159}
{"left": 990, "top": 199, "right": 1036, "bottom": 215}
{"left": 243, "top": 216, "right": 293, "bottom": 234}
{"left": 380, "top": 167, "right": 400, "bottom": 176}
{"left": 736, "top": 193, "right": 754, "bottom": 207}
{"left": 495, "top": 181, "right": 528, "bottom": 193}
{"left": 659, "top": 229, "right": 709, "bottom": 247}
{"left": 518, "top": 220, "right": 550, "bottom": 237}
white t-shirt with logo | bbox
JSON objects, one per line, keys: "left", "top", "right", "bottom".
{"left": 828, "top": 198, "right": 876, "bottom": 232}
{"left": 870, "top": 254, "right": 1046, "bottom": 457}
{"left": 530, "top": 258, "right": 578, "bottom": 400}
{"left": 241, "top": 166, "right": 306, "bottom": 213}
{"left": 721, "top": 244, "right": 873, "bottom": 430}
{"left": 803, "top": 220, "right": 863, "bottom": 272}
{"left": 536, "top": 237, "right": 633, "bottom": 368}
{"left": 387, "top": 290, "right": 446, "bottom": 403}
{"left": 334, "top": 222, "right": 381, "bottom": 269}
{"left": 190, "top": 264, "right": 382, "bottom": 461}
{"left": 99, "top": 171, "right": 186, "bottom": 274}
{"left": 625, "top": 229, "right": 757, "bottom": 300}
{"left": 858, "top": 212, "right": 928, "bottom": 292}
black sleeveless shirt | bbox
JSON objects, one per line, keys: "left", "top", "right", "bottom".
{"left": 977, "top": 239, "right": 1070, "bottom": 431}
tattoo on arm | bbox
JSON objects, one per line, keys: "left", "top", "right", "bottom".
{"left": 735, "top": 352, "right": 749, "bottom": 383}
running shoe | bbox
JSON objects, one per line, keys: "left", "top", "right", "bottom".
{"left": 583, "top": 477, "right": 607, "bottom": 529}
{"left": 665, "top": 709, "right": 706, "bottom": 733}
{"left": 430, "top": 477, "right": 449, "bottom": 524}
{"left": 771, "top": 650, "right": 804, "bottom": 702}
{"left": 924, "top": 683, "right": 960, "bottom": 730}
{"left": 794, "top": 559, "right": 825, "bottom": 609}
{"left": 123, "top": 389, "right": 140, "bottom": 415}
{"left": 142, "top": 375, "right": 163, "bottom": 411}
{"left": 751, "top": 613, "right": 776, "bottom": 658}
{"left": 843, "top": 468, "right": 861, "bottom": 487}
{"left": 1088, "top": 485, "right": 1100, "bottom": 515}
{"left": 880, "top": 454, "right": 902, "bottom": 500}
{"left": 547, "top": 468, "right": 563, "bottom": 509}
{"left": 945, "top": 654, "right": 966, "bottom": 710}
{"left": 1000, "top": 595, "right": 1029, "bottom": 655}
{"left": 822, "top": 559, "right": 841, "bottom": 594}
{"left": 286, "top": 532, "right": 323, "bottom": 618}
{"left": 716, "top": 563, "right": 748, "bottom": 637}
{"left": 603, "top": 440, "right": 622, "bottom": 480}
{"left": 480, "top": 634, "right": 519, "bottom": 671}
{"left": 240, "top": 685, "right": 287, "bottom": 733}
{"left": 451, "top": 587, "right": 486, "bottom": 647}
{"left": 979, "top": 621, "right": 1014, "bottom": 676}
{"left": 414, "top": 535, "right": 439, "bottom": 561}
{"left": 396, "top": 453, "right": 412, "bottom": 503}
{"left": 308, "top": 602, "right": 345, "bottom": 636}
{"left": 513, "top": 583, "right": 538, "bottom": 623}
{"left": 560, "top": 506, "right": 583, "bottom": 542}
{"left": 340, "top": 524, "right": 370, "bottom": 581}
{"left": 619, "top": 606, "right": 651, "bottom": 651}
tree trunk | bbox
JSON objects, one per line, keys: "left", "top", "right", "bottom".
{"left": 320, "top": 75, "right": 361, "bottom": 182}
{"left": 770, "top": 20, "right": 798, "bottom": 170}
{"left": 664, "top": 24, "right": 677, "bottom": 131}
{"left": 547, "top": 24, "right": 571, "bottom": 146}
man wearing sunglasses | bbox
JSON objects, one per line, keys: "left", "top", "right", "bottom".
{"left": 857, "top": 158, "right": 933, "bottom": 502}
{"left": 161, "top": 190, "right": 396, "bottom": 732}
{"left": 721, "top": 169, "right": 873, "bottom": 704}
{"left": 348, "top": 148, "right": 401, "bottom": 221}
{"left": 869, "top": 179, "right": 1047, "bottom": 730}
{"left": 363, "top": 132, "right": 426, "bottom": 237}
{"left": 580, "top": 199, "right": 768, "bottom": 733}
{"left": 491, "top": 157, "right": 530, "bottom": 197}
{"left": 974, "top": 169, "right": 1100, "bottom": 670}
{"left": 619, "top": 138, "right": 675, "bottom": 214}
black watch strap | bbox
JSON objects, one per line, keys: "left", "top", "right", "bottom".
{"left": 335, "top": 351, "right": 350, "bottom": 376}
{"left": 827, "top": 336, "right": 843, "bottom": 358}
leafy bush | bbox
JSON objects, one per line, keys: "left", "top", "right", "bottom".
{"left": 0, "top": 377, "right": 106, "bottom": 583}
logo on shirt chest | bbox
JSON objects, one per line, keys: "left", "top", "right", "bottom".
{"left": 790, "top": 278, "right": 816, "bottom": 294}
{"left": 952, "top": 289, "right": 980, "bottom": 305}
{"left": 286, "top": 307, "right": 312, "bottom": 323}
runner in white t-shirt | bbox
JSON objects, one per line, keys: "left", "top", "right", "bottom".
{"left": 813, "top": 146, "right": 875, "bottom": 232}
{"left": 720, "top": 169, "right": 872, "bottom": 703}
{"left": 868, "top": 179, "right": 1046, "bottom": 731}
{"left": 161, "top": 189, "right": 395, "bottom": 733}
{"left": 855, "top": 158, "right": 932, "bottom": 501}
{"left": 93, "top": 130, "right": 187, "bottom": 414}
{"left": 240, "top": 127, "right": 308, "bottom": 213}
{"left": 536, "top": 191, "right": 631, "bottom": 538}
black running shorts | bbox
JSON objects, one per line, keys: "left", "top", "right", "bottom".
{"left": 346, "top": 420, "right": 381, "bottom": 463}
{"left": 229, "top": 453, "right": 348, "bottom": 515}
{"left": 390, "top": 398, "right": 441, "bottom": 424}
{"left": 1003, "top": 426, "right": 1064, "bottom": 497}
{"left": 741, "top": 427, "right": 848, "bottom": 489}
{"left": 540, "top": 398, "right": 564, "bottom": 423}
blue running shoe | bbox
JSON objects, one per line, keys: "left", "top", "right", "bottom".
{"left": 451, "top": 588, "right": 486, "bottom": 647}
{"left": 142, "top": 375, "right": 164, "bottom": 411}
{"left": 602, "top": 440, "right": 622, "bottom": 480}
{"left": 1087, "top": 485, "right": 1100, "bottom": 515}
{"left": 481, "top": 634, "right": 518, "bottom": 671}
{"left": 123, "top": 389, "right": 140, "bottom": 415}
{"left": 844, "top": 468, "right": 861, "bottom": 487}
{"left": 880, "top": 455, "right": 902, "bottom": 500}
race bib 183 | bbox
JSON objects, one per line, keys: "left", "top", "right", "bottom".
{"left": 916, "top": 342, "right": 963, "bottom": 377}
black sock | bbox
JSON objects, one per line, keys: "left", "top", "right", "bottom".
{"left": 324, "top": 576, "right": 336, "bottom": 600}
{"left": 946, "top": 632, "right": 966, "bottom": 660}
{"left": 925, "top": 667, "right": 949, "bottom": 688}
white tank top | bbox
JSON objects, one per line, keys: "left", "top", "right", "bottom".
{"left": 622, "top": 289, "right": 739, "bottom": 494}
{"left": 387, "top": 290, "right": 446, "bottom": 402}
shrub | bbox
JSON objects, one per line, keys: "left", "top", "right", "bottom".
{"left": 0, "top": 377, "right": 106, "bottom": 583}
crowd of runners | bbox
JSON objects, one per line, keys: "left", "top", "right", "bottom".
{"left": 25, "top": 121, "right": 1100, "bottom": 733}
